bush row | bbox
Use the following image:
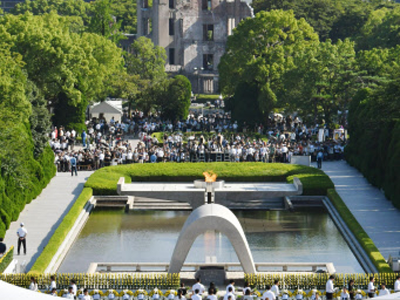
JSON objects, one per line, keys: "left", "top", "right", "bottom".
{"left": 84, "top": 163, "right": 334, "bottom": 195}
{"left": 345, "top": 88, "right": 400, "bottom": 208}
{"left": 0, "top": 124, "right": 56, "bottom": 238}
{"left": 327, "top": 189, "right": 392, "bottom": 273}
{"left": 0, "top": 246, "right": 14, "bottom": 273}
{"left": 29, "top": 188, "right": 93, "bottom": 273}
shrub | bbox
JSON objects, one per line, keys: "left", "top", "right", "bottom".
{"left": 29, "top": 188, "right": 93, "bottom": 273}
{"left": 0, "top": 246, "right": 14, "bottom": 273}
{"left": 327, "top": 189, "right": 392, "bottom": 273}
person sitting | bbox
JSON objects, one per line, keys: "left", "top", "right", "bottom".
{"left": 191, "top": 289, "right": 202, "bottom": 300}
{"left": 379, "top": 283, "right": 390, "bottom": 297}
{"left": 50, "top": 288, "right": 58, "bottom": 297}
{"left": 340, "top": 287, "right": 349, "bottom": 300}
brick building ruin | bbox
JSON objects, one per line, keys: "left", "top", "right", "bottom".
{"left": 137, "top": 0, "right": 253, "bottom": 94}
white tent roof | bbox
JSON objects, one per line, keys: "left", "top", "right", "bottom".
{"left": 90, "top": 100, "right": 123, "bottom": 115}
{"left": 0, "top": 280, "right": 57, "bottom": 300}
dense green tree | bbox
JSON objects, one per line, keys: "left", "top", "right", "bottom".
{"left": 125, "top": 36, "right": 167, "bottom": 115}
{"left": 110, "top": 0, "right": 137, "bottom": 34}
{"left": 160, "top": 75, "right": 192, "bottom": 121}
{"left": 0, "top": 13, "right": 124, "bottom": 129}
{"left": 27, "top": 81, "right": 52, "bottom": 157}
{"left": 219, "top": 10, "right": 318, "bottom": 123}
{"left": 284, "top": 39, "right": 358, "bottom": 124}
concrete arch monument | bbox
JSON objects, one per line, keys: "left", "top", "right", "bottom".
{"left": 168, "top": 204, "right": 256, "bottom": 274}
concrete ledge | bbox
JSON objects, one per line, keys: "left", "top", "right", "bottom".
{"left": 291, "top": 156, "right": 311, "bottom": 166}
{"left": 117, "top": 177, "right": 125, "bottom": 195}
{"left": 292, "top": 177, "right": 303, "bottom": 195}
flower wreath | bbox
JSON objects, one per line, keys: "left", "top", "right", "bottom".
{"left": 59, "top": 288, "right": 69, "bottom": 297}
{"left": 134, "top": 289, "right": 149, "bottom": 297}
{"left": 149, "top": 288, "right": 163, "bottom": 297}
{"left": 120, "top": 290, "right": 135, "bottom": 296}
{"left": 165, "top": 289, "right": 177, "bottom": 298}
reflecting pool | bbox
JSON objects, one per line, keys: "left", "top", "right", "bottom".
{"left": 59, "top": 209, "right": 363, "bottom": 273}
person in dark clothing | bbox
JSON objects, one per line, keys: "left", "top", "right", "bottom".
{"left": 348, "top": 279, "right": 355, "bottom": 300}
{"left": 0, "top": 238, "right": 6, "bottom": 256}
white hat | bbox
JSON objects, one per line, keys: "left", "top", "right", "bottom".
{"left": 20, "top": 222, "right": 24, "bottom": 226}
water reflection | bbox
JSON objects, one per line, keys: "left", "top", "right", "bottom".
{"left": 59, "top": 209, "right": 363, "bottom": 273}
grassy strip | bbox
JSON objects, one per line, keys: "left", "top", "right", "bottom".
{"left": 0, "top": 246, "right": 14, "bottom": 273}
{"left": 85, "top": 163, "right": 334, "bottom": 196}
{"left": 327, "top": 189, "right": 392, "bottom": 273}
{"left": 29, "top": 188, "right": 93, "bottom": 274}
{"left": 192, "top": 94, "right": 221, "bottom": 104}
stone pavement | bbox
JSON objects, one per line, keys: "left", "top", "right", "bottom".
{"left": 318, "top": 160, "right": 400, "bottom": 260}
{"left": 4, "top": 171, "right": 93, "bottom": 272}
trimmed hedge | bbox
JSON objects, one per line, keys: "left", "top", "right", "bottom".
{"left": 192, "top": 94, "right": 221, "bottom": 104}
{"left": 29, "top": 188, "right": 93, "bottom": 273}
{"left": 0, "top": 246, "right": 14, "bottom": 273}
{"left": 327, "top": 189, "right": 392, "bottom": 273}
{"left": 85, "top": 163, "right": 334, "bottom": 195}
{"left": 346, "top": 87, "right": 400, "bottom": 208}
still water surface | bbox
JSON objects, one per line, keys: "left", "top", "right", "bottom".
{"left": 59, "top": 209, "right": 363, "bottom": 273}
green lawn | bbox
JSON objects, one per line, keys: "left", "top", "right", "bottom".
{"left": 85, "top": 163, "right": 334, "bottom": 195}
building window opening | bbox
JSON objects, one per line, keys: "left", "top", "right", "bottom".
{"left": 169, "top": 18, "right": 175, "bottom": 35}
{"left": 202, "top": 0, "right": 211, "bottom": 10}
{"left": 143, "top": 0, "right": 149, "bottom": 8}
{"left": 143, "top": 18, "right": 149, "bottom": 35}
{"left": 169, "top": 0, "right": 175, "bottom": 9}
{"left": 203, "top": 24, "right": 214, "bottom": 41}
{"left": 203, "top": 54, "right": 213, "bottom": 70}
{"left": 169, "top": 48, "right": 175, "bottom": 65}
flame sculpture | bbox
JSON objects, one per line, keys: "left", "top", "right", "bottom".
{"left": 203, "top": 171, "right": 217, "bottom": 183}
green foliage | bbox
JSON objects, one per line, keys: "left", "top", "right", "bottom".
{"left": 327, "top": 189, "right": 393, "bottom": 273}
{"left": 219, "top": 10, "right": 318, "bottom": 122}
{"left": 345, "top": 84, "right": 400, "bottom": 208}
{"left": 27, "top": 81, "right": 52, "bottom": 158}
{"left": 30, "top": 187, "right": 93, "bottom": 273}
{"left": 85, "top": 163, "right": 333, "bottom": 195}
{"left": 158, "top": 75, "right": 192, "bottom": 121}
{"left": 0, "top": 246, "right": 14, "bottom": 273}
{"left": 109, "top": 0, "right": 137, "bottom": 34}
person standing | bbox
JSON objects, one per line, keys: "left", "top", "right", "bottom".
{"left": 0, "top": 237, "right": 6, "bottom": 256}
{"left": 16, "top": 222, "right": 27, "bottom": 255}
{"left": 192, "top": 278, "right": 205, "bottom": 295}
{"left": 226, "top": 280, "right": 235, "bottom": 293}
{"left": 70, "top": 155, "right": 78, "bottom": 177}
{"left": 395, "top": 275, "right": 400, "bottom": 293}
{"left": 317, "top": 149, "right": 324, "bottom": 169}
{"left": 348, "top": 279, "right": 355, "bottom": 300}
{"left": 81, "top": 130, "right": 87, "bottom": 148}
{"left": 326, "top": 275, "right": 335, "bottom": 300}
{"left": 262, "top": 285, "right": 276, "bottom": 300}
{"left": 367, "top": 277, "right": 375, "bottom": 298}
{"left": 271, "top": 280, "right": 280, "bottom": 300}
{"left": 70, "top": 279, "right": 78, "bottom": 297}
{"left": 48, "top": 275, "right": 57, "bottom": 293}
{"left": 224, "top": 287, "right": 236, "bottom": 300}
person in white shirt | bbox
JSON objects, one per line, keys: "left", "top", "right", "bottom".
{"left": 271, "top": 280, "right": 280, "bottom": 300}
{"left": 395, "top": 275, "right": 400, "bottom": 293}
{"left": 29, "top": 277, "right": 38, "bottom": 292}
{"left": 16, "top": 222, "right": 28, "bottom": 255}
{"left": 50, "top": 288, "right": 58, "bottom": 297}
{"left": 226, "top": 280, "right": 235, "bottom": 293}
{"left": 326, "top": 275, "right": 335, "bottom": 300}
{"left": 70, "top": 279, "right": 77, "bottom": 296}
{"left": 82, "top": 288, "right": 91, "bottom": 300}
{"left": 191, "top": 290, "right": 202, "bottom": 300}
{"left": 207, "top": 289, "right": 218, "bottom": 300}
{"left": 379, "top": 283, "right": 390, "bottom": 297}
{"left": 65, "top": 287, "right": 75, "bottom": 299}
{"left": 48, "top": 275, "right": 57, "bottom": 292}
{"left": 340, "top": 287, "right": 349, "bottom": 300}
{"left": 192, "top": 278, "right": 205, "bottom": 295}
{"left": 243, "top": 282, "right": 251, "bottom": 296}
{"left": 224, "top": 287, "right": 236, "bottom": 300}
{"left": 368, "top": 277, "right": 375, "bottom": 298}
{"left": 262, "top": 285, "right": 276, "bottom": 300}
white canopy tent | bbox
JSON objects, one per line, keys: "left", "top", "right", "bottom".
{"left": 89, "top": 100, "right": 124, "bottom": 123}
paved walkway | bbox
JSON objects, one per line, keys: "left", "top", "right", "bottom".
{"left": 318, "top": 160, "right": 400, "bottom": 260}
{"left": 4, "top": 171, "right": 93, "bottom": 272}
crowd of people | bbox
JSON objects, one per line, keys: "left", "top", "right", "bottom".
{"left": 26, "top": 276, "right": 400, "bottom": 299}
{"left": 49, "top": 110, "right": 347, "bottom": 173}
